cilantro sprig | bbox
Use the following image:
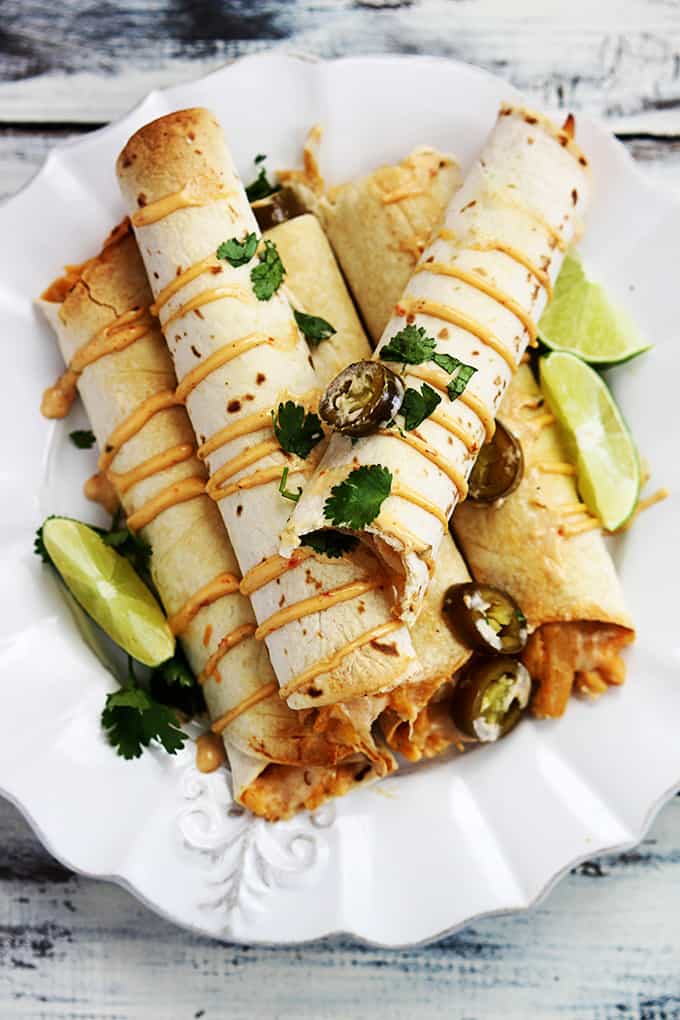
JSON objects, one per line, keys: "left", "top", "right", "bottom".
{"left": 245, "top": 153, "right": 280, "bottom": 203}
{"left": 294, "top": 310, "right": 336, "bottom": 348}
{"left": 69, "top": 429, "right": 96, "bottom": 449}
{"left": 251, "top": 239, "right": 286, "bottom": 300}
{"left": 301, "top": 529, "right": 359, "bottom": 559}
{"left": 400, "top": 382, "right": 442, "bottom": 431}
{"left": 324, "top": 465, "right": 392, "bottom": 530}
{"left": 216, "top": 232, "right": 258, "bottom": 267}
{"left": 380, "top": 324, "right": 477, "bottom": 403}
{"left": 380, "top": 325, "right": 436, "bottom": 365}
{"left": 102, "top": 689, "right": 186, "bottom": 760}
{"left": 272, "top": 401, "right": 324, "bottom": 459}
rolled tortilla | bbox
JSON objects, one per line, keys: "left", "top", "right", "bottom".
{"left": 284, "top": 105, "right": 591, "bottom": 625}
{"left": 264, "top": 211, "right": 472, "bottom": 743}
{"left": 117, "top": 108, "right": 418, "bottom": 711}
{"left": 39, "top": 221, "right": 391, "bottom": 819}
{"left": 300, "top": 139, "right": 634, "bottom": 719}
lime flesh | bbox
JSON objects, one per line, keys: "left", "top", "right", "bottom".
{"left": 539, "top": 353, "right": 640, "bottom": 531}
{"left": 42, "top": 518, "right": 174, "bottom": 667}
{"left": 539, "top": 253, "right": 650, "bottom": 365}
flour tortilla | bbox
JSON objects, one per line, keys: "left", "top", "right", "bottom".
{"left": 284, "top": 106, "right": 591, "bottom": 626}
{"left": 116, "top": 108, "right": 418, "bottom": 710}
{"left": 300, "top": 136, "right": 633, "bottom": 720}
{"left": 39, "top": 222, "right": 392, "bottom": 818}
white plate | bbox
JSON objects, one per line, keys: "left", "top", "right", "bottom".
{"left": 1, "top": 53, "right": 678, "bottom": 947}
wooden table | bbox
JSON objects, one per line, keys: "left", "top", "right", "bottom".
{"left": 2, "top": 2, "right": 679, "bottom": 1016}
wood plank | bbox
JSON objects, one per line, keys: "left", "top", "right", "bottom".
{"left": 1, "top": 794, "right": 679, "bottom": 1018}
{"left": 0, "top": 0, "right": 679, "bottom": 132}
{"left": 1, "top": 128, "right": 679, "bottom": 203}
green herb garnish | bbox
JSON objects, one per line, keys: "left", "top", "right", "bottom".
{"left": 448, "top": 363, "right": 477, "bottom": 401}
{"left": 380, "top": 325, "right": 437, "bottom": 366}
{"left": 400, "top": 382, "right": 442, "bottom": 431}
{"left": 216, "top": 232, "right": 258, "bottom": 267}
{"left": 272, "top": 400, "right": 324, "bottom": 459}
{"left": 278, "top": 466, "right": 302, "bottom": 503}
{"left": 324, "top": 464, "right": 392, "bottom": 530}
{"left": 294, "top": 310, "right": 336, "bottom": 347}
{"left": 102, "top": 684, "right": 186, "bottom": 760}
{"left": 301, "top": 530, "right": 359, "bottom": 559}
{"left": 69, "top": 429, "right": 96, "bottom": 449}
{"left": 245, "top": 154, "right": 280, "bottom": 202}
{"left": 251, "top": 239, "right": 286, "bottom": 300}
{"left": 150, "top": 647, "right": 204, "bottom": 718}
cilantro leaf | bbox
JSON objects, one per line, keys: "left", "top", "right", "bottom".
{"left": 400, "top": 383, "right": 442, "bottom": 431}
{"left": 432, "top": 352, "right": 460, "bottom": 375}
{"left": 301, "top": 529, "right": 359, "bottom": 559}
{"left": 324, "top": 465, "right": 392, "bottom": 530}
{"left": 251, "top": 239, "right": 286, "bottom": 300}
{"left": 294, "top": 310, "right": 336, "bottom": 348}
{"left": 278, "top": 466, "right": 301, "bottom": 503}
{"left": 101, "top": 685, "right": 186, "bottom": 760}
{"left": 448, "top": 363, "right": 477, "bottom": 401}
{"left": 34, "top": 519, "right": 54, "bottom": 564}
{"left": 216, "top": 232, "right": 258, "bottom": 267}
{"left": 245, "top": 154, "right": 280, "bottom": 202}
{"left": 150, "top": 649, "right": 204, "bottom": 719}
{"left": 69, "top": 429, "right": 95, "bottom": 449}
{"left": 272, "top": 400, "right": 324, "bottom": 459}
{"left": 380, "top": 325, "right": 437, "bottom": 365}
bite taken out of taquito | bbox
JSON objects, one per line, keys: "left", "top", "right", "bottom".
{"left": 39, "top": 220, "right": 394, "bottom": 820}
{"left": 116, "top": 109, "right": 419, "bottom": 714}
{"left": 264, "top": 209, "right": 472, "bottom": 758}
{"left": 283, "top": 106, "right": 591, "bottom": 626}
{"left": 297, "top": 139, "right": 634, "bottom": 719}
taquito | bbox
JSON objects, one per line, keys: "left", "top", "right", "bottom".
{"left": 298, "top": 141, "right": 634, "bottom": 718}
{"left": 117, "top": 109, "right": 418, "bottom": 711}
{"left": 264, "top": 211, "right": 472, "bottom": 750}
{"left": 39, "top": 221, "right": 391, "bottom": 819}
{"left": 284, "top": 106, "right": 591, "bottom": 625}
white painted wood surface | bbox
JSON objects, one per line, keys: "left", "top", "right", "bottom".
{"left": 2, "top": 1, "right": 680, "bottom": 1015}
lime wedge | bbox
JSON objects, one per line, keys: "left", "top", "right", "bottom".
{"left": 539, "top": 352, "right": 640, "bottom": 531}
{"left": 42, "top": 518, "right": 174, "bottom": 667}
{"left": 539, "top": 253, "right": 650, "bottom": 365}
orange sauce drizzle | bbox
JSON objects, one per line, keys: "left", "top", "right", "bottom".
{"left": 414, "top": 262, "right": 538, "bottom": 343}
{"left": 390, "top": 483, "right": 449, "bottom": 528}
{"left": 195, "top": 731, "right": 227, "bottom": 773}
{"left": 210, "top": 681, "right": 280, "bottom": 735}
{"left": 167, "top": 572, "right": 240, "bottom": 637}
{"left": 376, "top": 428, "right": 468, "bottom": 499}
{"left": 150, "top": 253, "right": 220, "bottom": 317}
{"left": 99, "top": 390, "right": 179, "bottom": 471}
{"left": 41, "top": 307, "right": 153, "bottom": 419}
{"left": 206, "top": 439, "right": 282, "bottom": 500}
{"left": 131, "top": 185, "right": 229, "bottom": 227}
{"left": 254, "top": 579, "right": 380, "bottom": 642}
{"left": 538, "top": 461, "right": 577, "bottom": 476}
{"left": 240, "top": 550, "right": 315, "bottom": 596}
{"left": 108, "top": 442, "right": 195, "bottom": 495}
{"left": 466, "top": 239, "right": 553, "bottom": 301}
{"left": 175, "top": 334, "right": 273, "bottom": 403}
{"left": 198, "top": 408, "right": 274, "bottom": 460}
{"left": 398, "top": 297, "right": 518, "bottom": 374}
{"left": 198, "top": 623, "right": 257, "bottom": 684}
{"left": 161, "top": 284, "right": 254, "bottom": 331}
{"left": 279, "top": 620, "right": 403, "bottom": 701}
{"left": 127, "top": 476, "right": 205, "bottom": 532}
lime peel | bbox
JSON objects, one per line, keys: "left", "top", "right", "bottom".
{"left": 538, "top": 252, "right": 651, "bottom": 366}
{"left": 42, "top": 517, "right": 174, "bottom": 667}
{"left": 539, "top": 352, "right": 640, "bottom": 532}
